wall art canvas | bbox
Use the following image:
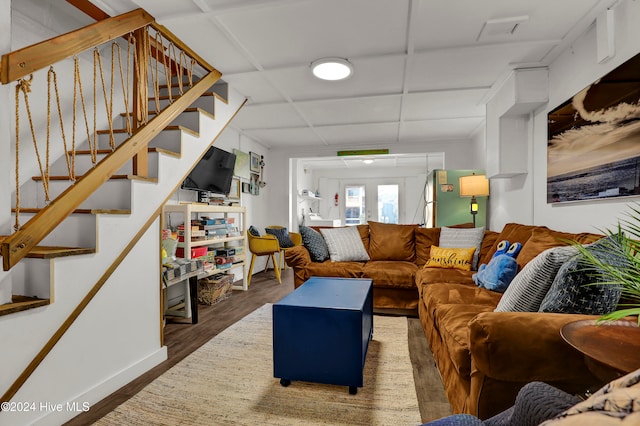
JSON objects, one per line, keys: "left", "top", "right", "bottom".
{"left": 547, "top": 52, "right": 640, "bottom": 204}
{"left": 233, "top": 149, "right": 250, "bottom": 179}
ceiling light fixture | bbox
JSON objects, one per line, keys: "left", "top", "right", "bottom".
{"left": 362, "top": 159, "right": 374, "bottom": 164}
{"left": 310, "top": 58, "right": 354, "bottom": 81}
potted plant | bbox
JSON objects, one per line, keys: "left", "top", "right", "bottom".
{"left": 575, "top": 204, "right": 640, "bottom": 324}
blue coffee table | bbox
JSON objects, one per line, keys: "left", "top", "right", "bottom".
{"left": 272, "top": 277, "right": 373, "bottom": 394}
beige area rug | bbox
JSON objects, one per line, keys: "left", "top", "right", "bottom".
{"left": 96, "top": 304, "right": 422, "bottom": 425}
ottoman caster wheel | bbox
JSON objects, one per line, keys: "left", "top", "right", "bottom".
{"left": 349, "top": 386, "right": 357, "bottom": 395}
{"left": 280, "top": 379, "right": 291, "bottom": 387}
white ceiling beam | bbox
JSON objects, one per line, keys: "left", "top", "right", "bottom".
{"left": 241, "top": 86, "right": 490, "bottom": 108}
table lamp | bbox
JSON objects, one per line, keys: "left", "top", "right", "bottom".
{"left": 459, "top": 173, "right": 490, "bottom": 227}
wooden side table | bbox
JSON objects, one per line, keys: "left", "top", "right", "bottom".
{"left": 561, "top": 319, "right": 640, "bottom": 383}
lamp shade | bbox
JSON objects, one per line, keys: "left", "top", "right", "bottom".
{"left": 459, "top": 174, "right": 489, "bottom": 197}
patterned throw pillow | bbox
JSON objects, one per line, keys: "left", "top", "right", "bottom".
{"left": 248, "top": 226, "right": 261, "bottom": 237}
{"left": 320, "top": 226, "right": 370, "bottom": 262}
{"left": 423, "top": 245, "right": 476, "bottom": 271}
{"left": 538, "top": 236, "right": 625, "bottom": 315}
{"left": 439, "top": 226, "right": 485, "bottom": 270}
{"left": 299, "top": 226, "right": 330, "bottom": 262}
{"left": 265, "top": 227, "right": 294, "bottom": 248}
{"left": 495, "top": 245, "right": 578, "bottom": 312}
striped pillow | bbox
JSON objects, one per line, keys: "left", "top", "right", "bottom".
{"left": 495, "top": 245, "right": 578, "bottom": 312}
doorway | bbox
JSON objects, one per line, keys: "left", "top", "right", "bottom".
{"left": 343, "top": 180, "right": 402, "bottom": 224}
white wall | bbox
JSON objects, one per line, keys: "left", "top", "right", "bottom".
{"left": 0, "top": 0, "right": 12, "bottom": 304}
{"left": 269, "top": 138, "right": 480, "bottom": 231}
{"left": 489, "top": 0, "right": 640, "bottom": 233}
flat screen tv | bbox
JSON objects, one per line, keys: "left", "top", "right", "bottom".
{"left": 182, "top": 146, "right": 236, "bottom": 195}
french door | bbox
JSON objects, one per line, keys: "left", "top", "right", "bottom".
{"left": 343, "top": 181, "right": 400, "bottom": 225}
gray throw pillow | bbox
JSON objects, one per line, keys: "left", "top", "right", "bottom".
{"left": 320, "top": 226, "right": 370, "bottom": 262}
{"left": 538, "top": 236, "right": 625, "bottom": 315}
{"left": 299, "top": 226, "right": 330, "bottom": 262}
{"left": 439, "top": 226, "right": 485, "bottom": 270}
{"left": 248, "top": 225, "right": 261, "bottom": 237}
{"left": 495, "top": 245, "right": 578, "bottom": 312}
{"left": 265, "top": 227, "right": 294, "bottom": 248}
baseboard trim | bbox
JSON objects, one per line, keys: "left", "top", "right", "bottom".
{"left": 34, "top": 346, "right": 168, "bottom": 425}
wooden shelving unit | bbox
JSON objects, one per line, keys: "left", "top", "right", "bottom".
{"left": 162, "top": 203, "right": 247, "bottom": 291}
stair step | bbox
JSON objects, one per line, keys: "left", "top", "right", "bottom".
{"left": 32, "top": 174, "right": 158, "bottom": 183}
{"left": 69, "top": 147, "right": 180, "bottom": 158}
{"left": 0, "top": 295, "right": 50, "bottom": 317}
{"left": 12, "top": 208, "right": 131, "bottom": 215}
{"left": 149, "top": 91, "right": 226, "bottom": 103}
{"left": 0, "top": 237, "right": 96, "bottom": 259}
{"left": 119, "top": 107, "right": 200, "bottom": 117}
{"left": 27, "top": 246, "right": 96, "bottom": 259}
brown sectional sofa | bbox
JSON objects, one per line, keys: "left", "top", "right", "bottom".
{"left": 284, "top": 221, "right": 607, "bottom": 419}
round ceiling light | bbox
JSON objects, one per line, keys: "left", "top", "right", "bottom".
{"left": 310, "top": 58, "right": 354, "bottom": 81}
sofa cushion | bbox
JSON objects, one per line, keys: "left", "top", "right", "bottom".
{"left": 435, "top": 303, "right": 497, "bottom": 377}
{"left": 362, "top": 261, "right": 418, "bottom": 288}
{"left": 517, "top": 227, "right": 602, "bottom": 270}
{"left": 424, "top": 246, "right": 476, "bottom": 271}
{"left": 368, "top": 221, "right": 418, "bottom": 261}
{"left": 415, "top": 227, "right": 442, "bottom": 266}
{"left": 480, "top": 223, "right": 538, "bottom": 266}
{"left": 304, "top": 260, "right": 365, "bottom": 280}
{"left": 479, "top": 230, "right": 500, "bottom": 261}
{"left": 423, "top": 283, "right": 502, "bottom": 311}
{"left": 416, "top": 267, "right": 476, "bottom": 287}
{"left": 495, "top": 245, "right": 579, "bottom": 312}
{"left": 539, "top": 236, "right": 624, "bottom": 315}
{"left": 299, "top": 226, "right": 330, "bottom": 262}
{"left": 320, "top": 226, "right": 370, "bottom": 262}
{"left": 439, "top": 226, "right": 485, "bottom": 270}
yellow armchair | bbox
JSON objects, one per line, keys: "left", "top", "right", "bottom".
{"left": 246, "top": 230, "right": 281, "bottom": 286}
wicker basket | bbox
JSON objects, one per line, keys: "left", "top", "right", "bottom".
{"left": 198, "top": 274, "right": 233, "bottom": 305}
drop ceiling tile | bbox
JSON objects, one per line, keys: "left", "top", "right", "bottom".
{"left": 243, "top": 127, "right": 322, "bottom": 148}
{"left": 407, "top": 44, "right": 549, "bottom": 92}
{"left": 413, "top": 0, "right": 600, "bottom": 50}
{"left": 298, "top": 95, "right": 402, "bottom": 126}
{"left": 315, "top": 122, "right": 399, "bottom": 145}
{"left": 401, "top": 118, "right": 484, "bottom": 141}
{"left": 223, "top": 71, "right": 286, "bottom": 104}
{"left": 402, "top": 90, "right": 486, "bottom": 121}
{"left": 232, "top": 103, "right": 306, "bottom": 130}
{"left": 215, "top": 0, "right": 408, "bottom": 68}
{"left": 160, "top": 17, "right": 256, "bottom": 73}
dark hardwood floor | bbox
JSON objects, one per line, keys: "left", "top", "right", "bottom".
{"left": 65, "top": 268, "right": 294, "bottom": 425}
{"left": 64, "top": 268, "right": 450, "bottom": 424}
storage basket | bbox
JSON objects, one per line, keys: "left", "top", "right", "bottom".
{"left": 198, "top": 274, "right": 233, "bottom": 305}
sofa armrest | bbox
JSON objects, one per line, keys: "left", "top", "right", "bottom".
{"left": 469, "top": 311, "right": 599, "bottom": 383}
{"left": 284, "top": 245, "right": 311, "bottom": 268}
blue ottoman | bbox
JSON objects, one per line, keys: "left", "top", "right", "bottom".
{"left": 273, "top": 277, "right": 373, "bottom": 394}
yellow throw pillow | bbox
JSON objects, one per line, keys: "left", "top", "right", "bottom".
{"left": 424, "top": 246, "right": 476, "bottom": 271}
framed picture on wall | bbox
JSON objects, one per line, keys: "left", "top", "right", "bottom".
{"left": 233, "top": 149, "right": 250, "bottom": 179}
{"left": 547, "top": 51, "right": 640, "bottom": 204}
{"left": 228, "top": 177, "right": 240, "bottom": 200}
{"left": 250, "top": 152, "right": 261, "bottom": 173}
{"left": 250, "top": 173, "right": 260, "bottom": 195}
{"left": 241, "top": 182, "right": 251, "bottom": 193}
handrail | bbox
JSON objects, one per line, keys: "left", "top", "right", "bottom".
{"left": 1, "top": 70, "right": 221, "bottom": 271}
{"left": 0, "top": 9, "right": 154, "bottom": 84}
{"left": 1, "top": 8, "right": 223, "bottom": 270}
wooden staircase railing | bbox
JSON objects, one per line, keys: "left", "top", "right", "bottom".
{"left": 0, "top": 8, "right": 222, "bottom": 271}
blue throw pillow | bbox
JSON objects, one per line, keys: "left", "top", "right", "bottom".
{"left": 299, "top": 226, "right": 330, "bottom": 262}
{"left": 539, "top": 236, "right": 626, "bottom": 314}
{"left": 265, "top": 227, "right": 295, "bottom": 248}
{"left": 248, "top": 226, "right": 261, "bottom": 237}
